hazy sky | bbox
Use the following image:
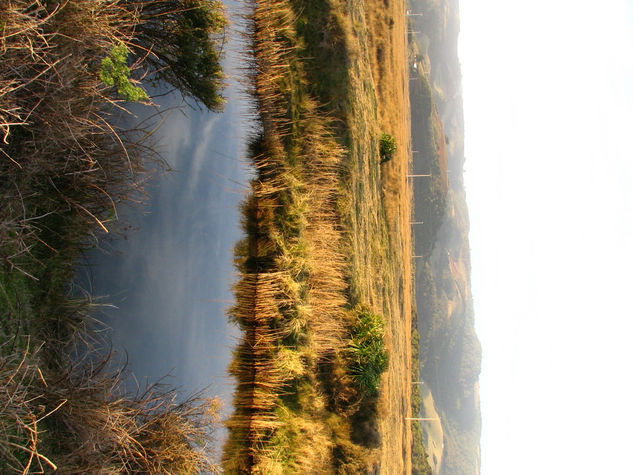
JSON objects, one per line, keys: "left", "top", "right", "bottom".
{"left": 460, "top": 1, "right": 633, "bottom": 473}
{"left": 85, "top": 89, "right": 249, "bottom": 396}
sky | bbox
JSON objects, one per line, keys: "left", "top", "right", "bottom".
{"left": 84, "top": 89, "right": 248, "bottom": 397}
{"left": 460, "top": 1, "right": 633, "bottom": 473}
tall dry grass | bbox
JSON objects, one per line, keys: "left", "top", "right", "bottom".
{"left": 0, "top": 0, "right": 149, "bottom": 285}
{"left": 0, "top": 337, "right": 224, "bottom": 475}
{"left": 44, "top": 354, "right": 221, "bottom": 474}
{"left": 222, "top": 0, "right": 375, "bottom": 472}
{"left": 0, "top": 343, "right": 221, "bottom": 474}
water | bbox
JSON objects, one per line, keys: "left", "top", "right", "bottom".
{"left": 79, "top": 10, "right": 254, "bottom": 428}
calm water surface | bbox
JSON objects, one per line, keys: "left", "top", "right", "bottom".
{"left": 81, "top": 15, "right": 253, "bottom": 426}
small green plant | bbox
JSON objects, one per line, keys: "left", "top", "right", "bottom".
{"left": 379, "top": 132, "right": 396, "bottom": 163}
{"left": 99, "top": 42, "right": 148, "bottom": 102}
{"left": 346, "top": 307, "right": 388, "bottom": 396}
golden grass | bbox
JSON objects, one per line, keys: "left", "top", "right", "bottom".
{"left": 224, "top": 0, "right": 420, "bottom": 472}
{"left": 338, "top": 0, "right": 415, "bottom": 471}
{"left": 0, "top": 343, "right": 222, "bottom": 474}
{"left": 41, "top": 353, "right": 221, "bottom": 474}
{"left": 223, "top": 0, "right": 362, "bottom": 471}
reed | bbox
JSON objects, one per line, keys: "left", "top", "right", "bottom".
{"left": 222, "top": 0, "right": 384, "bottom": 471}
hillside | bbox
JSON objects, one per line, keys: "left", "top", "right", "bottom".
{"left": 407, "top": 0, "right": 482, "bottom": 474}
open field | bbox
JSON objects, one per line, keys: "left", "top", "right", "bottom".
{"left": 362, "top": 0, "right": 415, "bottom": 472}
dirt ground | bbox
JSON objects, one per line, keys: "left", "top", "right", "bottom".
{"left": 422, "top": 386, "right": 445, "bottom": 473}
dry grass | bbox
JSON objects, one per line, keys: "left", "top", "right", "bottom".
{"left": 44, "top": 356, "right": 221, "bottom": 474}
{"left": 223, "top": 0, "right": 394, "bottom": 471}
{"left": 325, "top": 0, "right": 415, "bottom": 472}
{"left": 367, "top": 0, "right": 416, "bottom": 469}
{"left": 0, "top": 0, "right": 142, "bottom": 274}
{"left": 0, "top": 342, "right": 222, "bottom": 474}
{"left": 0, "top": 1, "right": 228, "bottom": 472}
{"left": 225, "top": 0, "right": 418, "bottom": 472}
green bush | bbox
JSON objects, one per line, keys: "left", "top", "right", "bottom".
{"left": 346, "top": 307, "right": 388, "bottom": 396}
{"left": 99, "top": 42, "right": 148, "bottom": 102}
{"left": 379, "top": 132, "right": 396, "bottom": 163}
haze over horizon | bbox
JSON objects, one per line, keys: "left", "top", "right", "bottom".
{"left": 461, "top": 1, "right": 633, "bottom": 473}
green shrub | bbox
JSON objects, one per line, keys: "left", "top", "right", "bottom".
{"left": 99, "top": 42, "right": 148, "bottom": 102}
{"left": 346, "top": 307, "right": 388, "bottom": 396}
{"left": 379, "top": 132, "right": 396, "bottom": 163}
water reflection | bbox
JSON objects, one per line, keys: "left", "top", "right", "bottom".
{"left": 80, "top": 37, "right": 253, "bottom": 422}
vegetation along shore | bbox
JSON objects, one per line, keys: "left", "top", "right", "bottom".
{"left": 1, "top": 0, "right": 226, "bottom": 472}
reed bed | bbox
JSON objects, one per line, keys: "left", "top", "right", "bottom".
{"left": 223, "top": 0, "right": 373, "bottom": 471}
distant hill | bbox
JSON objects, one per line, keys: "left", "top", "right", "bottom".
{"left": 408, "top": 0, "right": 482, "bottom": 474}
